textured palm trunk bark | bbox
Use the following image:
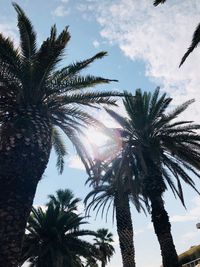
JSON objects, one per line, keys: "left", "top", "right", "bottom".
{"left": 115, "top": 192, "right": 136, "bottom": 267}
{"left": 150, "top": 196, "right": 179, "bottom": 267}
{"left": 0, "top": 106, "right": 52, "bottom": 267}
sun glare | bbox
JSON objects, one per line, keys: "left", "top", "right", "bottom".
{"left": 82, "top": 127, "right": 122, "bottom": 161}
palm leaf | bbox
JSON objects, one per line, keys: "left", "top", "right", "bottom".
{"left": 13, "top": 2, "right": 37, "bottom": 59}
{"left": 52, "top": 127, "right": 67, "bottom": 174}
{"left": 180, "top": 22, "right": 200, "bottom": 67}
{"left": 153, "top": 0, "right": 166, "bottom": 6}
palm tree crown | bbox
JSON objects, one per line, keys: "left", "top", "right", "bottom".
{"left": 0, "top": 3, "right": 120, "bottom": 171}
{"left": 93, "top": 228, "right": 115, "bottom": 267}
{"left": 47, "top": 189, "right": 80, "bottom": 212}
{"left": 106, "top": 88, "right": 200, "bottom": 205}
{"left": 20, "top": 204, "right": 96, "bottom": 267}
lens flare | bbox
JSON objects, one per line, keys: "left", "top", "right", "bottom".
{"left": 81, "top": 127, "right": 122, "bottom": 161}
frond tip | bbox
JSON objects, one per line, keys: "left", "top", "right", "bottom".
{"left": 179, "top": 22, "right": 200, "bottom": 67}
{"left": 153, "top": 0, "right": 166, "bottom": 6}
{"left": 52, "top": 128, "right": 67, "bottom": 174}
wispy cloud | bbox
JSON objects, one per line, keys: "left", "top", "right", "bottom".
{"left": 52, "top": 5, "right": 70, "bottom": 17}
{"left": 67, "top": 155, "right": 85, "bottom": 170}
{"left": 171, "top": 197, "right": 200, "bottom": 223}
{"left": 0, "top": 21, "right": 18, "bottom": 46}
{"left": 92, "top": 39, "right": 100, "bottom": 48}
{"left": 81, "top": 0, "right": 200, "bottom": 122}
{"left": 181, "top": 229, "right": 200, "bottom": 244}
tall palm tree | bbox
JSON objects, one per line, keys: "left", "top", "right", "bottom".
{"left": 93, "top": 228, "right": 115, "bottom": 267}
{"left": 85, "top": 158, "right": 144, "bottom": 267}
{"left": 106, "top": 88, "right": 200, "bottom": 267}
{"left": 0, "top": 4, "right": 120, "bottom": 266}
{"left": 47, "top": 189, "right": 80, "bottom": 212}
{"left": 20, "top": 204, "right": 97, "bottom": 267}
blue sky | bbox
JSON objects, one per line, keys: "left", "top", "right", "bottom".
{"left": 1, "top": 1, "right": 200, "bottom": 267}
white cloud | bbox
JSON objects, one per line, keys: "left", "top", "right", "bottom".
{"left": 171, "top": 196, "right": 200, "bottom": 223}
{"left": 82, "top": 0, "right": 200, "bottom": 123}
{"left": 0, "top": 22, "right": 18, "bottom": 47}
{"left": 113, "top": 234, "right": 119, "bottom": 246}
{"left": 181, "top": 230, "right": 200, "bottom": 244}
{"left": 92, "top": 39, "right": 100, "bottom": 48}
{"left": 67, "top": 155, "right": 85, "bottom": 170}
{"left": 135, "top": 229, "right": 144, "bottom": 235}
{"left": 61, "top": 0, "right": 69, "bottom": 3}
{"left": 52, "top": 5, "right": 70, "bottom": 17}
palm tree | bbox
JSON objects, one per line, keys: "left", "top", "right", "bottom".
{"left": 93, "top": 228, "right": 115, "bottom": 267}
{"left": 106, "top": 88, "right": 200, "bottom": 267}
{"left": 47, "top": 189, "right": 80, "bottom": 212}
{"left": 0, "top": 4, "right": 120, "bottom": 266}
{"left": 20, "top": 204, "right": 97, "bottom": 267}
{"left": 85, "top": 158, "right": 144, "bottom": 267}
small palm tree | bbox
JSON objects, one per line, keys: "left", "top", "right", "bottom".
{"left": 106, "top": 88, "right": 200, "bottom": 267}
{"left": 0, "top": 4, "right": 120, "bottom": 266}
{"left": 93, "top": 228, "right": 115, "bottom": 267}
{"left": 47, "top": 189, "right": 80, "bottom": 212}
{"left": 20, "top": 204, "right": 96, "bottom": 267}
{"left": 85, "top": 158, "right": 144, "bottom": 267}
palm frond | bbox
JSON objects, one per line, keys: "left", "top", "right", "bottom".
{"left": 180, "top": 22, "right": 200, "bottom": 67}
{"left": 153, "top": 0, "right": 166, "bottom": 6}
{"left": 33, "top": 25, "right": 70, "bottom": 99}
{"left": 53, "top": 51, "right": 108, "bottom": 78}
{"left": 13, "top": 2, "right": 37, "bottom": 59}
{"left": 52, "top": 127, "right": 67, "bottom": 174}
{"left": 47, "top": 75, "right": 118, "bottom": 96}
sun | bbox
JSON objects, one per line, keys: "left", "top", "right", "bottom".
{"left": 85, "top": 128, "right": 111, "bottom": 147}
{"left": 81, "top": 126, "right": 122, "bottom": 161}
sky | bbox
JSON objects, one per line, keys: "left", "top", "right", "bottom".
{"left": 1, "top": 0, "right": 200, "bottom": 266}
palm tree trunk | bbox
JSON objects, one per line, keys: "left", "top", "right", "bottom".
{"left": 101, "top": 261, "right": 106, "bottom": 267}
{"left": 150, "top": 195, "right": 179, "bottom": 267}
{"left": 114, "top": 192, "right": 136, "bottom": 267}
{"left": 0, "top": 107, "right": 52, "bottom": 267}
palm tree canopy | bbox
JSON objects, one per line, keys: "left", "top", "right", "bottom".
{"left": 47, "top": 188, "right": 81, "bottom": 212}
{"left": 0, "top": 3, "right": 121, "bottom": 173}
{"left": 85, "top": 156, "right": 146, "bottom": 222}
{"left": 93, "top": 228, "right": 115, "bottom": 265}
{"left": 20, "top": 204, "right": 97, "bottom": 267}
{"left": 106, "top": 88, "right": 200, "bottom": 206}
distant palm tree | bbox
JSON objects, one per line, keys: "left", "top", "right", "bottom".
{"left": 0, "top": 3, "right": 120, "bottom": 266}
{"left": 106, "top": 88, "right": 200, "bottom": 267}
{"left": 20, "top": 204, "right": 96, "bottom": 267}
{"left": 47, "top": 189, "right": 80, "bottom": 212}
{"left": 93, "top": 228, "right": 115, "bottom": 267}
{"left": 85, "top": 158, "right": 144, "bottom": 267}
